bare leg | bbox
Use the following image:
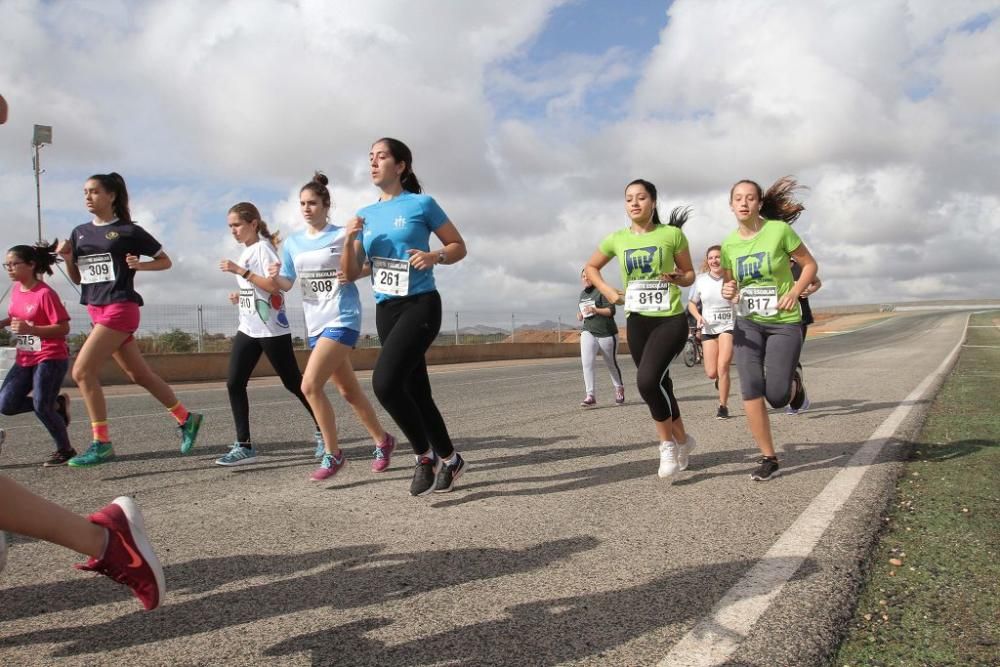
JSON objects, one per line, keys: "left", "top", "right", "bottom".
{"left": 0, "top": 476, "right": 105, "bottom": 557}
{"left": 112, "top": 340, "right": 179, "bottom": 408}
{"left": 71, "top": 325, "right": 132, "bottom": 424}
{"left": 654, "top": 417, "right": 687, "bottom": 443}
{"left": 301, "top": 338, "right": 353, "bottom": 456}
{"left": 744, "top": 397, "right": 775, "bottom": 458}
{"left": 718, "top": 332, "right": 734, "bottom": 408}
{"left": 329, "top": 357, "right": 387, "bottom": 445}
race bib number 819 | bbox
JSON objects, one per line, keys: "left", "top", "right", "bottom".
{"left": 624, "top": 280, "right": 672, "bottom": 312}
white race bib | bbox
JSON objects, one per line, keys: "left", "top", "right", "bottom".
{"left": 579, "top": 298, "right": 596, "bottom": 318}
{"left": 739, "top": 286, "right": 778, "bottom": 317}
{"left": 300, "top": 270, "right": 339, "bottom": 302}
{"left": 78, "top": 253, "right": 116, "bottom": 285}
{"left": 708, "top": 305, "right": 734, "bottom": 324}
{"left": 15, "top": 334, "right": 42, "bottom": 352}
{"left": 372, "top": 257, "right": 409, "bottom": 297}
{"left": 238, "top": 287, "right": 255, "bottom": 315}
{"left": 624, "top": 280, "right": 672, "bottom": 312}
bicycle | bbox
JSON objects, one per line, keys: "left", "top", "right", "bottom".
{"left": 682, "top": 325, "right": 704, "bottom": 368}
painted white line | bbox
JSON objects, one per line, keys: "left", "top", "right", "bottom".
{"left": 962, "top": 345, "right": 1000, "bottom": 348}
{"left": 659, "top": 314, "right": 969, "bottom": 667}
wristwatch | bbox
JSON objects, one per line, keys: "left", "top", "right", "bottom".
{"left": 436, "top": 250, "right": 447, "bottom": 265}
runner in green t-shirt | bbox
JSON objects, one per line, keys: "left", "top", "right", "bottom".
{"left": 584, "top": 179, "right": 697, "bottom": 482}
{"left": 720, "top": 177, "right": 818, "bottom": 481}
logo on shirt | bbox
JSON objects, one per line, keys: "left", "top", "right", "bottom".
{"left": 26, "top": 305, "right": 36, "bottom": 314}
{"left": 736, "top": 252, "right": 770, "bottom": 281}
{"left": 624, "top": 246, "right": 658, "bottom": 275}
{"left": 393, "top": 216, "right": 406, "bottom": 230}
{"left": 105, "top": 231, "right": 119, "bottom": 240}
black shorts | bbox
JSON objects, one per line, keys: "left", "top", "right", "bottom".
{"left": 701, "top": 330, "right": 733, "bottom": 341}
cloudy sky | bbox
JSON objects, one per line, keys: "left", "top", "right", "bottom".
{"left": 1, "top": 0, "right": 998, "bottom": 334}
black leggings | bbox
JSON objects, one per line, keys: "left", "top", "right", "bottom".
{"left": 227, "top": 331, "right": 316, "bottom": 444}
{"left": 373, "top": 290, "right": 454, "bottom": 459}
{"left": 626, "top": 313, "right": 688, "bottom": 422}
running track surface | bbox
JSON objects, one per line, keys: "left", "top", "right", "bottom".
{"left": 0, "top": 311, "right": 969, "bottom": 666}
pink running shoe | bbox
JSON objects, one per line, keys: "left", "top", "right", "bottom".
{"left": 311, "top": 451, "right": 346, "bottom": 482}
{"left": 615, "top": 385, "right": 625, "bottom": 405}
{"left": 371, "top": 433, "right": 396, "bottom": 473}
{"left": 580, "top": 394, "right": 596, "bottom": 407}
{"left": 75, "top": 496, "right": 166, "bottom": 611}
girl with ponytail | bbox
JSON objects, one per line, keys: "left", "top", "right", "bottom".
{"left": 215, "top": 202, "right": 324, "bottom": 466}
{"left": 720, "top": 176, "right": 819, "bottom": 481}
{"left": 56, "top": 172, "right": 204, "bottom": 468}
{"left": 584, "top": 179, "right": 697, "bottom": 483}
{"left": 0, "top": 240, "right": 76, "bottom": 466}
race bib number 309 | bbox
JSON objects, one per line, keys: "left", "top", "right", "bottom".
{"left": 624, "top": 280, "right": 672, "bottom": 312}
{"left": 739, "top": 286, "right": 778, "bottom": 317}
{"left": 372, "top": 257, "right": 409, "bottom": 297}
{"left": 78, "top": 253, "right": 116, "bottom": 285}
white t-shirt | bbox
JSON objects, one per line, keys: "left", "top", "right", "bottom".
{"left": 236, "top": 241, "right": 292, "bottom": 338}
{"left": 689, "top": 272, "right": 735, "bottom": 336}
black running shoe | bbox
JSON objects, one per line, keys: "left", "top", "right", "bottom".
{"left": 410, "top": 455, "right": 439, "bottom": 496}
{"left": 716, "top": 405, "right": 729, "bottom": 420}
{"left": 789, "top": 369, "right": 807, "bottom": 410}
{"left": 433, "top": 453, "right": 467, "bottom": 493}
{"left": 750, "top": 456, "right": 780, "bottom": 481}
{"left": 43, "top": 448, "right": 77, "bottom": 467}
{"left": 56, "top": 394, "right": 71, "bottom": 426}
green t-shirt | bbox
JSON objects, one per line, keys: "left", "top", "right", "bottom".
{"left": 720, "top": 219, "right": 803, "bottom": 325}
{"left": 578, "top": 287, "right": 619, "bottom": 337}
{"left": 597, "top": 224, "right": 689, "bottom": 317}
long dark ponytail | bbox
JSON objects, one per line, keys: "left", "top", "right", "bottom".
{"left": 730, "top": 176, "right": 806, "bottom": 224}
{"left": 626, "top": 179, "right": 691, "bottom": 228}
{"left": 7, "top": 239, "right": 62, "bottom": 277}
{"left": 376, "top": 137, "right": 422, "bottom": 194}
{"left": 88, "top": 172, "right": 132, "bottom": 222}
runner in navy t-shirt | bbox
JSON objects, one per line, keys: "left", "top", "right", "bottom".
{"left": 56, "top": 172, "right": 204, "bottom": 467}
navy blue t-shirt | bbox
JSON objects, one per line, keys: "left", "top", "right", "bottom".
{"left": 70, "top": 220, "right": 162, "bottom": 306}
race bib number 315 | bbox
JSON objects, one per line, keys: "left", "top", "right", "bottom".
{"left": 624, "top": 280, "right": 672, "bottom": 312}
{"left": 739, "top": 286, "right": 778, "bottom": 317}
{"left": 79, "top": 253, "right": 116, "bottom": 285}
{"left": 372, "top": 257, "right": 409, "bottom": 297}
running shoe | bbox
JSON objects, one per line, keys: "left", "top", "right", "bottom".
{"left": 658, "top": 441, "right": 678, "bottom": 480}
{"left": 55, "top": 393, "right": 71, "bottom": 426}
{"left": 580, "top": 394, "right": 596, "bottom": 408}
{"left": 75, "top": 496, "right": 165, "bottom": 611}
{"left": 43, "top": 448, "right": 78, "bottom": 467}
{"left": 178, "top": 412, "right": 203, "bottom": 454}
{"left": 676, "top": 434, "right": 697, "bottom": 472}
{"left": 68, "top": 441, "right": 115, "bottom": 467}
{"left": 216, "top": 443, "right": 258, "bottom": 466}
{"left": 615, "top": 386, "right": 625, "bottom": 405}
{"left": 785, "top": 405, "right": 799, "bottom": 416}
{"left": 750, "top": 457, "right": 780, "bottom": 481}
{"left": 716, "top": 405, "right": 729, "bottom": 420}
{"left": 433, "top": 453, "right": 467, "bottom": 493}
{"left": 313, "top": 431, "right": 324, "bottom": 459}
{"left": 310, "top": 452, "right": 345, "bottom": 482}
{"left": 0, "top": 531, "right": 6, "bottom": 574}
{"left": 371, "top": 433, "right": 396, "bottom": 473}
{"left": 410, "top": 454, "right": 440, "bottom": 496}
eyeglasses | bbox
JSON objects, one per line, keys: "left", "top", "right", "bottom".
{"left": 3, "top": 262, "right": 26, "bottom": 270}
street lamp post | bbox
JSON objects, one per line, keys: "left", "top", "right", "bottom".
{"left": 32, "top": 124, "right": 53, "bottom": 242}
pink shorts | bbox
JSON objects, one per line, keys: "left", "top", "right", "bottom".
{"left": 87, "top": 302, "right": 140, "bottom": 345}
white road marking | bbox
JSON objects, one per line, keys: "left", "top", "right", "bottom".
{"left": 658, "top": 314, "right": 969, "bottom": 667}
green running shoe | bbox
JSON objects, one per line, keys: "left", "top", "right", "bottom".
{"left": 178, "top": 413, "right": 203, "bottom": 454}
{"left": 68, "top": 441, "right": 115, "bottom": 467}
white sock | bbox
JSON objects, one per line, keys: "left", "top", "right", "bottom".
{"left": 444, "top": 453, "right": 459, "bottom": 466}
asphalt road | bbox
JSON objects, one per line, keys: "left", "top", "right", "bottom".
{"left": 0, "top": 311, "right": 970, "bottom": 666}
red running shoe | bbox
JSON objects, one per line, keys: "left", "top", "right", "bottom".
{"left": 75, "top": 496, "right": 166, "bottom": 611}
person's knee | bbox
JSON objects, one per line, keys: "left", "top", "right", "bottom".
{"left": 766, "top": 385, "right": 792, "bottom": 409}
{"left": 300, "top": 376, "right": 324, "bottom": 399}
{"left": 0, "top": 396, "right": 16, "bottom": 416}
{"left": 72, "top": 362, "right": 96, "bottom": 386}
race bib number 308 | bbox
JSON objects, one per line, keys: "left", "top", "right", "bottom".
{"left": 78, "top": 253, "right": 116, "bottom": 285}
{"left": 739, "top": 286, "right": 778, "bottom": 317}
{"left": 300, "top": 270, "right": 339, "bottom": 302}
{"left": 624, "top": 280, "right": 672, "bottom": 312}
{"left": 372, "top": 257, "right": 409, "bottom": 297}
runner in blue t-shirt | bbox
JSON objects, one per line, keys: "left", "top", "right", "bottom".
{"left": 268, "top": 173, "right": 396, "bottom": 483}
{"left": 342, "top": 138, "right": 469, "bottom": 496}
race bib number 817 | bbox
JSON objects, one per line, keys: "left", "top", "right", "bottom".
{"left": 739, "top": 286, "right": 778, "bottom": 317}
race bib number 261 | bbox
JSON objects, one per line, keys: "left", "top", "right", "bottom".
{"left": 372, "top": 257, "right": 409, "bottom": 297}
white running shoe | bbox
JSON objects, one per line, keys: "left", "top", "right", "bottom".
{"left": 676, "top": 434, "right": 697, "bottom": 471}
{"left": 658, "top": 441, "right": 678, "bottom": 479}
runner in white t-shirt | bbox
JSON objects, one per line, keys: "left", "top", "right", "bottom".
{"left": 215, "top": 202, "right": 321, "bottom": 466}
{"left": 268, "top": 173, "right": 396, "bottom": 483}
{"left": 688, "top": 245, "right": 736, "bottom": 419}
